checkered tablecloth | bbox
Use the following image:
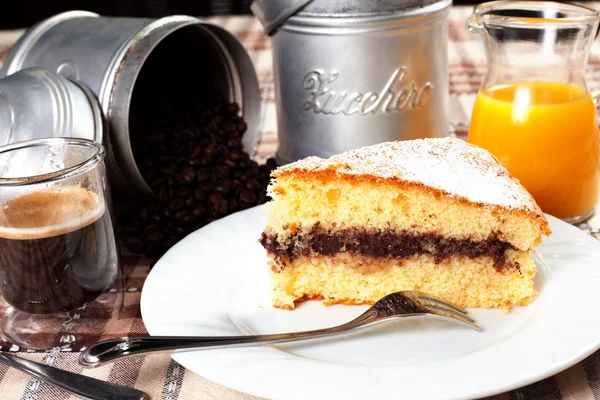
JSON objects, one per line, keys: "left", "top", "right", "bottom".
{"left": 0, "top": 5, "right": 600, "bottom": 399}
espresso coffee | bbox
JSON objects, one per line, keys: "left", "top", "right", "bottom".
{"left": 0, "top": 187, "right": 118, "bottom": 314}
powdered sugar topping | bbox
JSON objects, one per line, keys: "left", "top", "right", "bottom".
{"left": 275, "top": 137, "right": 541, "bottom": 212}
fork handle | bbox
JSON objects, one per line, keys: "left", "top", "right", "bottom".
{"left": 80, "top": 326, "right": 355, "bottom": 368}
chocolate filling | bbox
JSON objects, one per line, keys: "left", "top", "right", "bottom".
{"left": 260, "top": 226, "right": 516, "bottom": 270}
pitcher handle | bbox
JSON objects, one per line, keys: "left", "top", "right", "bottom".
{"left": 466, "top": 13, "right": 485, "bottom": 34}
{"left": 593, "top": 92, "right": 600, "bottom": 108}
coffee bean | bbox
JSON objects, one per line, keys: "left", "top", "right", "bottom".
{"left": 185, "top": 195, "right": 196, "bottom": 208}
{"left": 149, "top": 176, "right": 167, "bottom": 188}
{"left": 237, "top": 121, "right": 247, "bottom": 133}
{"left": 223, "top": 122, "right": 236, "bottom": 133}
{"left": 208, "top": 192, "right": 228, "bottom": 214}
{"left": 172, "top": 145, "right": 185, "bottom": 155}
{"left": 214, "top": 183, "right": 230, "bottom": 196}
{"left": 208, "top": 119, "right": 218, "bottom": 132}
{"left": 145, "top": 231, "right": 164, "bottom": 243}
{"left": 196, "top": 169, "right": 211, "bottom": 182}
{"left": 228, "top": 151, "right": 243, "bottom": 161}
{"left": 213, "top": 166, "right": 228, "bottom": 180}
{"left": 227, "top": 137, "right": 241, "bottom": 149}
{"left": 180, "top": 128, "right": 195, "bottom": 139}
{"left": 238, "top": 171, "right": 254, "bottom": 181}
{"left": 194, "top": 188, "right": 206, "bottom": 201}
{"left": 175, "top": 187, "right": 192, "bottom": 197}
{"left": 231, "top": 179, "right": 243, "bottom": 194}
{"left": 203, "top": 144, "right": 216, "bottom": 157}
{"left": 160, "top": 166, "right": 176, "bottom": 175}
{"left": 226, "top": 103, "right": 240, "bottom": 115}
{"left": 169, "top": 137, "right": 181, "bottom": 148}
{"left": 224, "top": 159, "right": 238, "bottom": 169}
{"left": 244, "top": 179, "right": 262, "bottom": 192}
{"left": 199, "top": 181, "right": 214, "bottom": 192}
{"left": 144, "top": 225, "right": 159, "bottom": 236}
{"left": 192, "top": 204, "right": 207, "bottom": 217}
{"left": 187, "top": 158, "right": 202, "bottom": 167}
{"left": 139, "top": 207, "right": 149, "bottom": 221}
{"left": 216, "top": 145, "right": 228, "bottom": 158}
{"left": 159, "top": 186, "right": 169, "bottom": 203}
{"left": 239, "top": 190, "right": 257, "bottom": 204}
{"left": 169, "top": 198, "right": 185, "bottom": 211}
{"left": 198, "top": 110, "right": 212, "bottom": 119}
{"left": 200, "top": 155, "right": 213, "bottom": 166}
{"left": 174, "top": 210, "right": 188, "bottom": 223}
{"left": 188, "top": 144, "right": 201, "bottom": 158}
{"left": 182, "top": 215, "right": 195, "bottom": 225}
{"left": 179, "top": 167, "right": 196, "bottom": 184}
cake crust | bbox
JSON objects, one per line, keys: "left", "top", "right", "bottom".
{"left": 272, "top": 137, "right": 551, "bottom": 236}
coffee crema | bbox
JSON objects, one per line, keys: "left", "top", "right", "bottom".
{"left": 0, "top": 187, "right": 105, "bottom": 240}
{"left": 0, "top": 187, "right": 118, "bottom": 314}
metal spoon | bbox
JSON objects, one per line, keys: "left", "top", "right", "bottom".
{"left": 80, "top": 291, "right": 480, "bottom": 368}
{"left": 0, "top": 352, "right": 146, "bottom": 400}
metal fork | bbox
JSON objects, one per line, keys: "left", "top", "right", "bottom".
{"left": 79, "top": 291, "right": 480, "bottom": 368}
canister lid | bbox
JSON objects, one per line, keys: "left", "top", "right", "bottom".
{"left": 0, "top": 68, "right": 103, "bottom": 147}
{"left": 252, "top": 0, "right": 451, "bottom": 33}
{"left": 251, "top": 0, "right": 313, "bottom": 34}
{"left": 298, "top": 0, "right": 449, "bottom": 16}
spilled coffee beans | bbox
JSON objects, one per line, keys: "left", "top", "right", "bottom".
{"left": 119, "top": 92, "right": 276, "bottom": 258}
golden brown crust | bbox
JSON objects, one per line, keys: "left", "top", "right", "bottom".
{"left": 273, "top": 163, "right": 551, "bottom": 237}
{"left": 270, "top": 138, "right": 551, "bottom": 238}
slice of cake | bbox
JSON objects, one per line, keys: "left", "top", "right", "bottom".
{"left": 259, "top": 137, "right": 551, "bottom": 312}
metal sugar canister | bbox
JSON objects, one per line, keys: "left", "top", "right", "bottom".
{"left": 252, "top": 0, "right": 451, "bottom": 164}
{"left": 0, "top": 11, "right": 261, "bottom": 199}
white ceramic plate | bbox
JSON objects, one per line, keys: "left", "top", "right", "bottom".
{"left": 141, "top": 206, "right": 600, "bottom": 400}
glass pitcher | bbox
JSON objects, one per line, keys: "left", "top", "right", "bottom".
{"left": 466, "top": 1, "right": 600, "bottom": 223}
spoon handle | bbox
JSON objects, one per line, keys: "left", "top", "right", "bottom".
{"left": 0, "top": 352, "right": 147, "bottom": 400}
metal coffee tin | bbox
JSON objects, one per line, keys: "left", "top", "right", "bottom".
{"left": 1, "top": 11, "right": 261, "bottom": 198}
{"left": 0, "top": 68, "right": 103, "bottom": 146}
{"left": 253, "top": 0, "right": 451, "bottom": 164}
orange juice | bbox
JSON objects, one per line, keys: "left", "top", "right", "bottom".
{"left": 468, "top": 82, "right": 600, "bottom": 220}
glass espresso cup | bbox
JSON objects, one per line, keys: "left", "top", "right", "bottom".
{"left": 0, "top": 138, "right": 122, "bottom": 349}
